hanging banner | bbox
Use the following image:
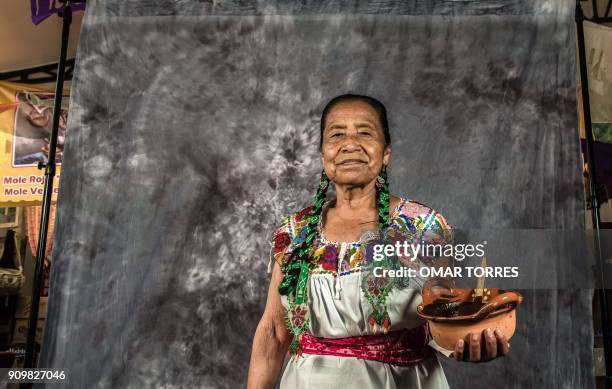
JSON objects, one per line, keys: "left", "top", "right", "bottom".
{"left": 0, "top": 80, "right": 69, "bottom": 207}
{"left": 24, "top": 203, "right": 56, "bottom": 263}
{"left": 30, "top": 0, "right": 86, "bottom": 25}
{"left": 24, "top": 203, "right": 56, "bottom": 296}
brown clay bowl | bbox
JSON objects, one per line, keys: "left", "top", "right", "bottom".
{"left": 417, "top": 287, "right": 523, "bottom": 351}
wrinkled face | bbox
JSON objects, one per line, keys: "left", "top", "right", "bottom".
{"left": 321, "top": 100, "right": 390, "bottom": 187}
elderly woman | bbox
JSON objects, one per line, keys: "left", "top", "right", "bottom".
{"left": 247, "top": 94, "right": 510, "bottom": 389}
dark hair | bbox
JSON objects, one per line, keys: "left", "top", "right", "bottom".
{"left": 319, "top": 93, "right": 391, "bottom": 149}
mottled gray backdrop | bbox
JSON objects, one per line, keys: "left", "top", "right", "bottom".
{"left": 37, "top": 1, "right": 591, "bottom": 388}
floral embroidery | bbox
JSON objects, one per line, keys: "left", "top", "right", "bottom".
{"left": 358, "top": 201, "right": 453, "bottom": 334}
{"left": 272, "top": 198, "right": 453, "bottom": 353}
{"left": 361, "top": 253, "right": 396, "bottom": 334}
{"left": 310, "top": 267, "right": 362, "bottom": 276}
{"left": 394, "top": 214, "right": 417, "bottom": 236}
{"left": 294, "top": 205, "right": 313, "bottom": 223}
{"left": 292, "top": 225, "right": 309, "bottom": 248}
{"left": 272, "top": 217, "right": 293, "bottom": 267}
{"left": 290, "top": 305, "right": 307, "bottom": 328}
{"left": 274, "top": 232, "right": 291, "bottom": 253}
{"left": 340, "top": 258, "right": 351, "bottom": 272}
{"left": 348, "top": 246, "right": 364, "bottom": 268}
{"left": 320, "top": 245, "right": 338, "bottom": 271}
{"left": 283, "top": 299, "right": 310, "bottom": 357}
{"left": 312, "top": 245, "right": 326, "bottom": 260}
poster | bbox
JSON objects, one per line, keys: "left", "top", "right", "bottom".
{"left": 584, "top": 21, "right": 612, "bottom": 144}
{"left": 0, "top": 80, "right": 69, "bottom": 207}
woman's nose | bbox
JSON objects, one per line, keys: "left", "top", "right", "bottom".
{"left": 340, "top": 133, "right": 361, "bottom": 151}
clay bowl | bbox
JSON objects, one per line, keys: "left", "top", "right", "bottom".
{"left": 417, "top": 288, "right": 523, "bottom": 351}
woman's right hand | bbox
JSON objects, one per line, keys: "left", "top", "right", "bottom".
{"left": 247, "top": 261, "right": 292, "bottom": 389}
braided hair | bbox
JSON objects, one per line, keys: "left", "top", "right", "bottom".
{"left": 278, "top": 94, "right": 391, "bottom": 298}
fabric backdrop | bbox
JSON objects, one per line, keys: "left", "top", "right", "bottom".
{"left": 38, "top": 1, "right": 591, "bottom": 388}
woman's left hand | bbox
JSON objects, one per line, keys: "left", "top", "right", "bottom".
{"left": 450, "top": 328, "right": 510, "bottom": 362}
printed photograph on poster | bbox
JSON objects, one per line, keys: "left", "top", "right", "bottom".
{"left": 12, "top": 90, "right": 68, "bottom": 167}
{"left": 585, "top": 21, "right": 612, "bottom": 150}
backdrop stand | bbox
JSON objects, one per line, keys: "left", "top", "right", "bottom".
{"left": 21, "top": 1, "right": 73, "bottom": 387}
{"left": 576, "top": 4, "right": 612, "bottom": 389}
{"left": 11, "top": 2, "right": 604, "bottom": 388}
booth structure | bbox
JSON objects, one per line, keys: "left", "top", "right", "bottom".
{"left": 0, "top": 0, "right": 612, "bottom": 388}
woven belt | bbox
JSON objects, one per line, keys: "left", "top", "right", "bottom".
{"left": 298, "top": 323, "right": 434, "bottom": 366}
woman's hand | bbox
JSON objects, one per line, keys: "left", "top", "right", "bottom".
{"left": 450, "top": 328, "right": 510, "bottom": 362}
{"left": 247, "top": 261, "right": 292, "bottom": 389}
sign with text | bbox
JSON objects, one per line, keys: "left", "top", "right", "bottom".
{"left": 30, "top": 0, "right": 86, "bottom": 25}
{"left": 0, "top": 81, "right": 69, "bottom": 206}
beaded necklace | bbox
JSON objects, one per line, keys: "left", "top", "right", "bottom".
{"left": 283, "top": 198, "right": 403, "bottom": 360}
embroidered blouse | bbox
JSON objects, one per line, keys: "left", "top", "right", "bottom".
{"left": 266, "top": 197, "right": 454, "bottom": 389}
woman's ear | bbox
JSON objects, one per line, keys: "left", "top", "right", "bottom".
{"left": 383, "top": 145, "right": 391, "bottom": 166}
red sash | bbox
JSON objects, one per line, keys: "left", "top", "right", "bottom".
{"left": 298, "top": 323, "right": 434, "bottom": 366}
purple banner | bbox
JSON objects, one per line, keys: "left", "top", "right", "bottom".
{"left": 581, "top": 139, "right": 612, "bottom": 187}
{"left": 30, "top": 0, "right": 86, "bottom": 25}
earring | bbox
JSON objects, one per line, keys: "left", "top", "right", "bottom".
{"left": 319, "top": 170, "right": 330, "bottom": 190}
{"left": 376, "top": 165, "right": 387, "bottom": 188}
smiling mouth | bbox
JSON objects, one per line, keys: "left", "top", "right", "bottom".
{"left": 337, "top": 159, "right": 367, "bottom": 166}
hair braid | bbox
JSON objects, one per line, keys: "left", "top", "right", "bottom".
{"left": 376, "top": 164, "right": 390, "bottom": 234}
{"left": 278, "top": 169, "right": 329, "bottom": 297}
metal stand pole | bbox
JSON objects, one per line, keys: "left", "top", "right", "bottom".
{"left": 21, "top": 0, "right": 72, "bottom": 380}
{"left": 576, "top": 4, "right": 612, "bottom": 388}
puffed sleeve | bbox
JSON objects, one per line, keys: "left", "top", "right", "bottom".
{"left": 416, "top": 208, "right": 454, "bottom": 268}
{"left": 418, "top": 209, "right": 456, "bottom": 358}
{"left": 267, "top": 215, "right": 293, "bottom": 274}
{"left": 393, "top": 202, "right": 455, "bottom": 291}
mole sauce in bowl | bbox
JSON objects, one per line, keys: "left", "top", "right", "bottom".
{"left": 417, "top": 288, "right": 523, "bottom": 351}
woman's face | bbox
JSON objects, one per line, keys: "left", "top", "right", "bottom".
{"left": 321, "top": 100, "right": 390, "bottom": 187}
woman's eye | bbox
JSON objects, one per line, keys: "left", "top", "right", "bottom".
{"left": 359, "top": 131, "right": 372, "bottom": 136}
